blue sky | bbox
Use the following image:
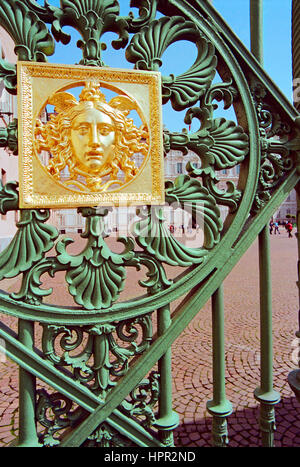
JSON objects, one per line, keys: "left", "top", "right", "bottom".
{"left": 213, "top": 0, "right": 292, "bottom": 100}
{"left": 47, "top": 0, "right": 293, "bottom": 131}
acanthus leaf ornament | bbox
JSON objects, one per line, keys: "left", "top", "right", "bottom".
{"left": 120, "top": 371, "right": 160, "bottom": 428}
{"left": 0, "top": 0, "right": 55, "bottom": 93}
{"left": 0, "top": 58, "right": 17, "bottom": 95}
{"left": 0, "top": 118, "right": 18, "bottom": 155}
{"left": 250, "top": 80, "right": 297, "bottom": 214}
{"left": 165, "top": 175, "right": 223, "bottom": 249}
{"left": 88, "top": 324, "right": 117, "bottom": 399}
{"left": 164, "top": 83, "right": 249, "bottom": 212}
{"left": 0, "top": 209, "right": 58, "bottom": 281}
{"left": 85, "top": 423, "right": 114, "bottom": 447}
{"left": 134, "top": 253, "right": 173, "bottom": 294}
{"left": 22, "top": 0, "right": 60, "bottom": 24}
{"left": 181, "top": 103, "right": 249, "bottom": 173}
{"left": 38, "top": 315, "right": 153, "bottom": 403}
{"left": 161, "top": 38, "right": 217, "bottom": 111}
{"left": 85, "top": 423, "right": 135, "bottom": 447}
{"left": 0, "top": 0, "right": 55, "bottom": 61}
{"left": 50, "top": 0, "right": 129, "bottom": 66}
{"left": 126, "top": 0, "right": 158, "bottom": 32}
{"left": 11, "top": 257, "right": 65, "bottom": 305}
{"left": 0, "top": 180, "right": 19, "bottom": 215}
{"left": 55, "top": 208, "right": 135, "bottom": 310}
{"left": 36, "top": 388, "right": 86, "bottom": 447}
{"left": 40, "top": 324, "right": 93, "bottom": 368}
{"left": 112, "top": 314, "right": 153, "bottom": 376}
{"left": 134, "top": 175, "right": 222, "bottom": 267}
{"left": 126, "top": 16, "right": 217, "bottom": 110}
{"left": 192, "top": 169, "right": 242, "bottom": 213}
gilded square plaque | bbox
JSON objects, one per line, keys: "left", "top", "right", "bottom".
{"left": 17, "top": 62, "right": 164, "bottom": 208}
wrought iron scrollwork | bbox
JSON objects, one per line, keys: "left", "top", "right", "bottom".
{"left": 164, "top": 81, "right": 248, "bottom": 214}
{"left": 35, "top": 312, "right": 156, "bottom": 445}
{"left": 250, "top": 79, "right": 298, "bottom": 213}
{"left": 36, "top": 389, "right": 86, "bottom": 446}
{"left": 133, "top": 179, "right": 222, "bottom": 267}
{"left": 126, "top": 15, "right": 217, "bottom": 110}
{"left": 0, "top": 180, "right": 19, "bottom": 214}
{"left": 0, "top": 0, "right": 55, "bottom": 94}
{"left": 40, "top": 313, "right": 153, "bottom": 400}
{"left": 0, "top": 208, "right": 58, "bottom": 281}
{"left": 120, "top": 371, "right": 160, "bottom": 428}
{"left": 49, "top": 0, "right": 130, "bottom": 66}
{"left": 84, "top": 422, "right": 135, "bottom": 447}
{"left": 1, "top": 0, "right": 300, "bottom": 448}
{"left": 0, "top": 118, "right": 18, "bottom": 154}
{"left": 0, "top": 1, "right": 254, "bottom": 312}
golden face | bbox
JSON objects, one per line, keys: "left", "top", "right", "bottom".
{"left": 33, "top": 80, "right": 154, "bottom": 194}
{"left": 18, "top": 64, "right": 165, "bottom": 208}
{"left": 70, "top": 108, "right": 116, "bottom": 173}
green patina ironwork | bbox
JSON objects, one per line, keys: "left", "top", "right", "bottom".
{"left": 0, "top": 0, "right": 300, "bottom": 448}
{"left": 288, "top": 0, "right": 300, "bottom": 415}
{"left": 0, "top": 119, "right": 18, "bottom": 154}
{"left": 250, "top": 0, "right": 280, "bottom": 448}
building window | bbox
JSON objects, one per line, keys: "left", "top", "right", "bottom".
{"left": 222, "top": 169, "right": 227, "bottom": 175}
{"left": 177, "top": 162, "right": 183, "bottom": 174}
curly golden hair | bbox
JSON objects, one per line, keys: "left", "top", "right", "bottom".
{"left": 35, "top": 83, "right": 149, "bottom": 192}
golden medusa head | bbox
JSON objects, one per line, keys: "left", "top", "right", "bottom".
{"left": 35, "top": 82, "right": 150, "bottom": 192}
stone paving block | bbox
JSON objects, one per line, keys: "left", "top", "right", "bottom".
{"left": 0, "top": 426, "right": 12, "bottom": 434}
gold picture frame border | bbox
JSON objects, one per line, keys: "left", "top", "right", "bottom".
{"left": 17, "top": 61, "right": 165, "bottom": 208}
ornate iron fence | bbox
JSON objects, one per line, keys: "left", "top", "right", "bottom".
{"left": 0, "top": 0, "right": 299, "bottom": 448}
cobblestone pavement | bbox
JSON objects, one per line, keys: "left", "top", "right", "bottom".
{"left": 0, "top": 227, "right": 300, "bottom": 447}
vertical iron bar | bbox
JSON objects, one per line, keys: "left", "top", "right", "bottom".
{"left": 207, "top": 285, "right": 232, "bottom": 447}
{"left": 259, "top": 227, "right": 273, "bottom": 393}
{"left": 17, "top": 319, "right": 40, "bottom": 447}
{"left": 297, "top": 185, "right": 300, "bottom": 342}
{"left": 291, "top": 0, "right": 300, "bottom": 363}
{"left": 250, "top": 0, "right": 264, "bottom": 65}
{"left": 155, "top": 304, "right": 179, "bottom": 446}
{"left": 250, "top": 0, "right": 280, "bottom": 447}
{"left": 287, "top": 183, "right": 300, "bottom": 401}
{"left": 254, "top": 227, "right": 280, "bottom": 446}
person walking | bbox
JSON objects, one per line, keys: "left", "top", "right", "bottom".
{"left": 274, "top": 222, "right": 280, "bottom": 234}
{"left": 269, "top": 221, "right": 274, "bottom": 235}
{"left": 286, "top": 221, "right": 293, "bottom": 238}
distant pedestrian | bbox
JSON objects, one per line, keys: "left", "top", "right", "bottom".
{"left": 274, "top": 222, "right": 280, "bottom": 234}
{"left": 286, "top": 221, "right": 293, "bottom": 238}
{"left": 269, "top": 221, "right": 274, "bottom": 235}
